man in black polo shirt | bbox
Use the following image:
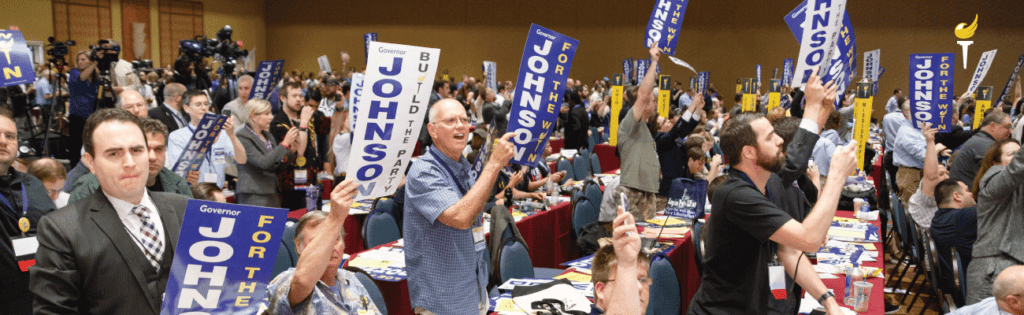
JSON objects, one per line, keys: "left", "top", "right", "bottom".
{"left": 687, "top": 68, "right": 858, "bottom": 315}
{"left": 271, "top": 81, "right": 330, "bottom": 210}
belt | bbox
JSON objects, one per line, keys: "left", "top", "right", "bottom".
{"left": 897, "top": 166, "right": 922, "bottom": 171}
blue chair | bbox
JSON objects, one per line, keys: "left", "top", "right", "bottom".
{"left": 272, "top": 220, "right": 299, "bottom": 279}
{"left": 556, "top": 157, "right": 575, "bottom": 184}
{"left": 590, "top": 152, "right": 602, "bottom": 174}
{"left": 588, "top": 127, "right": 599, "bottom": 152}
{"left": 497, "top": 238, "right": 563, "bottom": 285}
{"left": 362, "top": 210, "right": 402, "bottom": 249}
{"left": 952, "top": 249, "right": 966, "bottom": 307}
{"left": 584, "top": 180, "right": 603, "bottom": 209}
{"left": 573, "top": 150, "right": 591, "bottom": 179}
{"left": 691, "top": 219, "right": 705, "bottom": 278}
{"left": 646, "top": 254, "right": 681, "bottom": 315}
{"left": 571, "top": 198, "right": 599, "bottom": 236}
{"left": 372, "top": 196, "right": 395, "bottom": 219}
{"left": 344, "top": 266, "right": 389, "bottom": 315}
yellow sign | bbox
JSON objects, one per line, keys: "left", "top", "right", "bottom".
{"left": 741, "top": 78, "right": 756, "bottom": 112}
{"left": 658, "top": 75, "right": 671, "bottom": 118}
{"left": 735, "top": 78, "right": 742, "bottom": 94}
{"left": 853, "top": 82, "right": 873, "bottom": 173}
{"left": 766, "top": 79, "right": 781, "bottom": 111}
{"left": 610, "top": 74, "right": 624, "bottom": 146}
{"left": 973, "top": 86, "right": 993, "bottom": 129}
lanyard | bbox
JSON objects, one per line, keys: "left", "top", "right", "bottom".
{"left": 167, "top": 105, "right": 187, "bottom": 127}
{"left": 0, "top": 185, "right": 29, "bottom": 218}
{"left": 186, "top": 124, "right": 216, "bottom": 173}
{"left": 429, "top": 147, "right": 468, "bottom": 195}
{"left": 245, "top": 125, "right": 273, "bottom": 150}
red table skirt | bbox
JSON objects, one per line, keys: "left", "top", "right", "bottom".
{"left": 593, "top": 144, "right": 620, "bottom": 172}
{"left": 818, "top": 211, "right": 886, "bottom": 315}
{"left": 549, "top": 138, "right": 564, "bottom": 154}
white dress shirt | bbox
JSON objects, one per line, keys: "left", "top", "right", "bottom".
{"left": 105, "top": 190, "right": 165, "bottom": 257}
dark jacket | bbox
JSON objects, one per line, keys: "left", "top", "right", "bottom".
{"left": 655, "top": 113, "right": 702, "bottom": 196}
{"left": 68, "top": 168, "right": 193, "bottom": 204}
{"left": 0, "top": 169, "right": 56, "bottom": 315}
{"left": 148, "top": 104, "right": 190, "bottom": 133}
{"left": 565, "top": 105, "right": 590, "bottom": 151}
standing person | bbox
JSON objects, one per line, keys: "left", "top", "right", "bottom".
{"left": 948, "top": 111, "right": 1012, "bottom": 186}
{"left": 886, "top": 89, "right": 902, "bottom": 113}
{"left": 221, "top": 74, "right": 254, "bottom": 132}
{"left": 270, "top": 81, "right": 330, "bottom": 211}
{"left": 564, "top": 91, "right": 591, "bottom": 151}
{"left": 148, "top": 83, "right": 188, "bottom": 132}
{"left": 0, "top": 109, "right": 57, "bottom": 315}
{"left": 34, "top": 70, "right": 54, "bottom": 110}
{"left": 615, "top": 46, "right": 662, "bottom": 220}
{"left": 30, "top": 109, "right": 189, "bottom": 315}
{"left": 404, "top": 99, "right": 516, "bottom": 315}
{"left": 67, "top": 50, "right": 102, "bottom": 167}
{"left": 237, "top": 99, "right": 299, "bottom": 208}
{"left": 687, "top": 68, "right": 857, "bottom": 315}
{"left": 165, "top": 89, "right": 247, "bottom": 188}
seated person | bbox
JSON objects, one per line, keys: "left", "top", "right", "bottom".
{"left": 511, "top": 143, "right": 566, "bottom": 193}
{"left": 27, "top": 158, "right": 71, "bottom": 208}
{"left": 590, "top": 206, "right": 649, "bottom": 314}
{"left": 950, "top": 265, "right": 1024, "bottom": 314}
{"left": 930, "top": 179, "right": 978, "bottom": 294}
{"left": 190, "top": 182, "right": 226, "bottom": 203}
{"left": 266, "top": 180, "right": 382, "bottom": 315}
{"left": 908, "top": 124, "right": 950, "bottom": 229}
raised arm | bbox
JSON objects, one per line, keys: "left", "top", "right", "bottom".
{"left": 289, "top": 180, "right": 356, "bottom": 306}
{"left": 779, "top": 69, "right": 834, "bottom": 186}
{"left": 921, "top": 123, "right": 948, "bottom": 196}
{"left": 604, "top": 206, "right": 642, "bottom": 315}
{"left": 437, "top": 133, "right": 516, "bottom": 229}
{"left": 632, "top": 47, "right": 661, "bottom": 121}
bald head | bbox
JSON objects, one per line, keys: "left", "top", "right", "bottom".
{"left": 994, "top": 265, "right": 1024, "bottom": 301}
{"left": 119, "top": 90, "right": 148, "bottom": 118}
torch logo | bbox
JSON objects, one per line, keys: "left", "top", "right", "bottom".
{"left": 955, "top": 14, "right": 978, "bottom": 69}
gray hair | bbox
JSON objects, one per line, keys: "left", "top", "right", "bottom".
{"left": 238, "top": 99, "right": 271, "bottom": 127}
{"left": 294, "top": 211, "right": 345, "bottom": 255}
{"left": 237, "top": 74, "right": 254, "bottom": 86}
{"left": 428, "top": 98, "right": 461, "bottom": 123}
{"left": 163, "top": 83, "right": 186, "bottom": 101}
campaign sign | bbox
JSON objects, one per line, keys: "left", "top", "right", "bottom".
{"left": 609, "top": 74, "right": 624, "bottom": 146}
{"left": 658, "top": 75, "right": 671, "bottom": 118}
{"left": 0, "top": 30, "right": 36, "bottom": 87}
{"left": 767, "top": 79, "right": 782, "bottom": 111}
{"left": 316, "top": 55, "right": 331, "bottom": 73}
{"left": 853, "top": 82, "right": 873, "bottom": 171}
{"left": 785, "top": 0, "right": 856, "bottom": 107}
{"left": 785, "top": 0, "right": 848, "bottom": 88}
{"left": 248, "top": 60, "right": 284, "bottom": 101}
{"left": 505, "top": 24, "right": 579, "bottom": 167}
{"left": 689, "top": 77, "right": 696, "bottom": 90}
{"left": 741, "top": 78, "right": 756, "bottom": 112}
{"left": 171, "top": 113, "right": 228, "bottom": 177}
{"left": 863, "top": 49, "right": 880, "bottom": 85}
{"left": 349, "top": 73, "right": 365, "bottom": 132}
{"left": 483, "top": 61, "right": 497, "bottom": 92}
{"left": 782, "top": 58, "right": 794, "bottom": 86}
{"left": 908, "top": 54, "right": 955, "bottom": 132}
{"left": 644, "top": 0, "right": 689, "bottom": 55}
{"left": 160, "top": 200, "right": 287, "bottom": 315}
{"left": 697, "top": 71, "right": 710, "bottom": 97}
{"left": 965, "top": 49, "right": 998, "bottom": 97}
{"left": 469, "top": 118, "right": 498, "bottom": 180}
{"left": 996, "top": 55, "right": 1024, "bottom": 106}
{"left": 667, "top": 56, "right": 697, "bottom": 74}
{"left": 347, "top": 41, "right": 440, "bottom": 200}
{"left": 665, "top": 178, "right": 707, "bottom": 220}
{"left": 623, "top": 58, "right": 633, "bottom": 82}
{"left": 363, "top": 32, "right": 377, "bottom": 66}
{"left": 560, "top": 255, "right": 593, "bottom": 271}
{"left": 756, "top": 64, "right": 762, "bottom": 87}
{"left": 973, "top": 86, "right": 993, "bottom": 130}
{"left": 636, "top": 59, "right": 650, "bottom": 83}
{"left": 873, "top": 67, "right": 885, "bottom": 96}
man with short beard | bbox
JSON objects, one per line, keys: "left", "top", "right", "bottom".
{"left": 687, "top": 68, "right": 859, "bottom": 315}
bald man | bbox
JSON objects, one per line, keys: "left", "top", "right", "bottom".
{"left": 951, "top": 265, "right": 1024, "bottom": 314}
{"left": 119, "top": 89, "right": 148, "bottom": 118}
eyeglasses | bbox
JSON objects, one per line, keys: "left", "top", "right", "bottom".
{"left": 46, "top": 188, "right": 61, "bottom": 195}
{"left": 433, "top": 117, "right": 470, "bottom": 126}
{"left": 607, "top": 276, "right": 653, "bottom": 285}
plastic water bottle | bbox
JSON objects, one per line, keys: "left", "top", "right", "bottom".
{"left": 845, "top": 263, "right": 864, "bottom": 305}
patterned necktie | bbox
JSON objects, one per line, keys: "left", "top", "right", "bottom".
{"left": 131, "top": 205, "right": 163, "bottom": 270}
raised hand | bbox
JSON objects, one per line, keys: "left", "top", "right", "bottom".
{"left": 489, "top": 133, "right": 517, "bottom": 168}
{"left": 329, "top": 179, "right": 358, "bottom": 221}
{"left": 612, "top": 205, "right": 641, "bottom": 266}
{"left": 828, "top": 140, "right": 859, "bottom": 178}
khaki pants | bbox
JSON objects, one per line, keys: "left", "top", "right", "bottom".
{"left": 895, "top": 166, "right": 922, "bottom": 205}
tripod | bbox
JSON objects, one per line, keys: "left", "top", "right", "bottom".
{"left": 39, "top": 57, "right": 71, "bottom": 157}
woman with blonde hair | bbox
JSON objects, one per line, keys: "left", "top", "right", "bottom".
{"left": 235, "top": 99, "right": 300, "bottom": 207}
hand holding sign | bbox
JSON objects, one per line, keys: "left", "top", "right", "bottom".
{"left": 802, "top": 67, "right": 835, "bottom": 131}
{"left": 649, "top": 46, "right": 662, "bottom": 63}
{"left": 829, "top": 141, "right": 859, "bottom": 178}
{"left": 490, "top": 133, "right": 517, "bottom": 168}
{"left": 922, "top": 123, "right": 937, "bottom": 143}
{"left": 329, "top": 179, "right": 358, "bottom": 221}
{"left": 612, "top": 205, "right": 641, "bottom": 266}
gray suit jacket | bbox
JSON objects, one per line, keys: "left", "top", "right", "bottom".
{"left": 236, "top": 126, "right": 294, "bottom": 195}
{"left": 30, "top": 190, "right": 188, "bottom": 315}
{"left": 974, "top": 145, "right": 1024, "bottom": 263}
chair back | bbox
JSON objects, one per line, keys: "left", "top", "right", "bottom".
{"left": 588, "top": 127, "right": 599, "bottom": 152}
{"left": 583, "top": 180, "right": 603, "bottom": 209}
{"left": 363, "top": 210, "right": 402, "bottom": 249}
{"left": 952, "top": 249, "right": 966, "bottom": 307}
{"left": 497, "top": 238, "right": 535, "bottom": 284}
{"left": 272, "top": 220, "right": 299, "bottom": 279}
{"left": 371, "top": 196, "right": 396, "bottom": 219}
{"left": 344, "top": 266, "right": 389, "bottom": 315}
{"left": 572, "top": 197, "right": 599, "bottom": 236}
{"left": 691, "top": 218, "right": 706, "bottom": 277}
{"left": 590, "top": 152, "right": 602, "bottom": 174}
{"left": 556, "top": 157, "right": 575, "bottom": 184}
{"left": 646, "top": 254, "right": 682, "bottom": 315}
{"left": 572, "top": 152, "right": 590, "bottom": 180}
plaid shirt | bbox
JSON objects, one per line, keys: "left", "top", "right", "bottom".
{"left": 265, "top": 268, "right": 382, "bottom": 315}
{"left": 404, "top": 146, "right": 488, "bottom": 314}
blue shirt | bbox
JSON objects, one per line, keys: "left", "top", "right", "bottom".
{"left": 34, "top": 77, "right": 52, "bottom": 106}
{"left": 67, "top": 69, "right": 99, "bottom": 118}
{"left": 950, "top": 297, "right": 1011, "bottom": 315}
{"left": 885, "top": 95, "right": 900, "bottom": 113}
{"left": 265, "top": 267, "right": 382, "bottom": 315}
{"left": 165, "top": 123, "right": 237, "bottom": 188}
{"left": 812, "top": 136, "right": 837, "bottom": 176}
{"left": 404, "top": 145, "right": 488, "bottom": 314}
{"left": 893, "top": 124, "right": 927, "bottom": 169}
{"left": 882, "top": 112, "right": 909, "bottom": 153}
{"left": 678, "top": 93, "right": 693, "bottom": 109}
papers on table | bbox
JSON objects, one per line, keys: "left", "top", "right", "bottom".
{"left": 641, "top": 226, "right": 690, "bottom": 239}
{"left": 645, "top": 216, "right": 687, "bottom": 226}
{"left": 347, "top": 246, "right": 408, "bottom": 282}
{"left": 827, "top": 219, "right": 881, "bottom": 242}
{"left": 498, "top": 278, "right": 595, "bottom": 298}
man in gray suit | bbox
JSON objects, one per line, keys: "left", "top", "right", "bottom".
{"left": 30, "top": 109, "right": 190, "bottom": 315}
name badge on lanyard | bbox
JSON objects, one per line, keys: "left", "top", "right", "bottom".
{"left": 212, "top": 148, "right": 226, "bottom": 164}
{"left": 295, "top": 169, "right": 308, "bottom": 185}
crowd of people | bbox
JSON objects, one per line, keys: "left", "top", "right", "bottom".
{"left": 2, "top": 34, "right": 1024, "bottom": 315}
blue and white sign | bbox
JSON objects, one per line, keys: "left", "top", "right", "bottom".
{"left": 909, "top": 53, "right": 955, "bottom": 132}
{"left": 644, "top": 0, "right": 689, "bottom": 55}
{"left": 347, "top": 41, "right": 440, "bottom": 200}
{"left": 349, "top": 73, "right": 364, "bottom": 132}
{"left": 160, "top": 200, "right": 287, "bottom": 315}
{"left": 697, "top": 71, "right": 710, "bottom": 96}
{"left": 785, "top": 0, "right": 848, "bottom": 88}
{"left": 863, "top": 49, "right": 880, "bottom": 85}
{"left": 363, "top": 32, "right": 377, "bottom": 66}
{"left": 996, "top": 55, "right": 1024, "bottom": 106}
{"left": 756, "top": 64, "right": 762, "bottom": 87}
{"left": 665, "top": 178, "right": 707, "bottom": 219}
{"left": 623, "top": 58, "right": 633, "bottom": 82}
{"left": 0, "top": 30, "right": 37, "bottom": 87}
{"left": 782, "top": 58, "right": 794, "bottom": 86}
{"left": 316, "top": 55, "right": 331, "bottom": 74}
{"left": 248, "top": 60, "right": 284, "bottom": 101}
{"left": 667, "top": 56, "right": 697, "bottom": 75}
{"left": 469, "top": 118, "right": 497, "bottom": 180}
{"left": 483, "top": 61, "right": 497, "bottom": 92}
{"left": 965, "top": 49, "right": 998, "bottom": 97}
{"left": 873, "top": 67, "right": 885, "bottom": 96}
{"left": 506, "top": 24, "right": 579, "bottom": 167}
{"left": 171, "top": 113, "right": 228, "bottom": 177}
{"left": 636, "top": 59, "right": 650, "bottom": 83}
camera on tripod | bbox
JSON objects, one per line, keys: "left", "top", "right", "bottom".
{"left": 132, "top": 59, "right": 154, "bottom": 74}
{"left": 45, "top": 37, "right": 75, "bottom": 65}
{"left": 179, "top": 25, "right": 248, "bottom": 75}
{"left": 88, "top": 39, "right": 121, "bottom": 74}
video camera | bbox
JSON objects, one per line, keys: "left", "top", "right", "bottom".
{"left": 45, "top": 37, "right": 75, "bottom": 66}
{"left": 132, "top": 59, "right": 154, "bottom": 73}
{"left": 88, "top": 39, "right": 121, "bottom": 74}
{"left": 178, "top": 25, "right": 248, "bottom": 76}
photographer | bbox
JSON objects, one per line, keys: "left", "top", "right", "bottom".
{"left": 173, "top": 52, "right": 211, "bottom": 90}
{"left": 100, "top": 39, "right": 140, "bottom": 97}
{"left": 66, "top": 50, "right": 101, "bottom": 166}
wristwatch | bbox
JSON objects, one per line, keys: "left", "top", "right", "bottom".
{"left": 817, "top": 291, "right": 835, "bottom": 304}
